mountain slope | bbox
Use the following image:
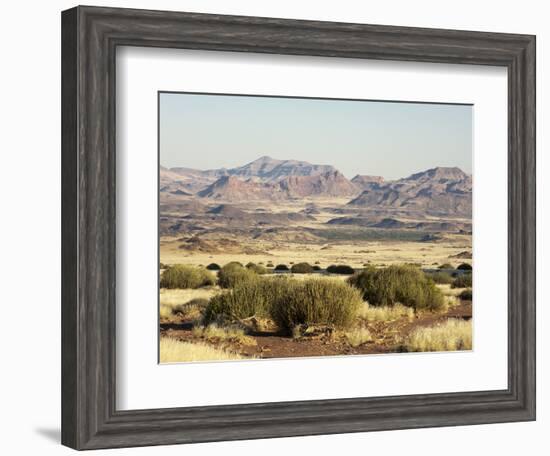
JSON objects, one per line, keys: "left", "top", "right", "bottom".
{"left": 348, "top": 167, "right": 472, "bottom": 216}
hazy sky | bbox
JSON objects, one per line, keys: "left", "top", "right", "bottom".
{"left": 159, "top": 92, "right": 472, "bottom": 180}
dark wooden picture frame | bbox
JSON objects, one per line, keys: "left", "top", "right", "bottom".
{"left": 61, "top": 5, "right": 536, "bottom": 450}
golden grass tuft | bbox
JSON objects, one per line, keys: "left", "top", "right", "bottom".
{"left": 192, "top": 324, "right": 257, "bottom": 346}
{"left": 345, "top": 327, "right": 373, "bottom": 347}
{"left": 359, "top": 303, "right": 414, "bottom": 321}
{"left": 159, "top": 337, "right": 248, "bottom": 363}
{"left": 403, "top": 319, "right": 472, "bottom": 352}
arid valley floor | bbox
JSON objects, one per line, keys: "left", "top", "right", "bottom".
{"left": 159, "top": 157, "right": 473, "bottom": 362}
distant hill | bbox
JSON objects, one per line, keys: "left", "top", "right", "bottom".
{"left": 161, "top": 159, "right": 472, "bottom": 216}
{"left": 348, "top": 167, "right": 472, "bottom": 216}
{"left": 228, "top": 156, "right": 336, "bottom": 181}
{"left": 351, "top": 174, "right": 385, "bottom": 190}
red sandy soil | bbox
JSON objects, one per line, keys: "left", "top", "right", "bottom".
{"left": 160, "top": 301, "right": 472, "bottom": 359}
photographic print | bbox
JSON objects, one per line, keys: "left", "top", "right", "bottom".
{"left": 158, "top": 92, "right": 473, "bottom": 363}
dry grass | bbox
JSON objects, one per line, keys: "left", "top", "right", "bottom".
{"left": 159, "top": 337, "right": 248, "bottom": 362}
{"left": 436, "top": 284, "right": 467, "bottom": 297}
{"left": 359, "top": 303, "right": 414, "bottom": 321}
{"left": 192, "top": 324, "right": 257, "bottom": 346}
{"left": 403, "top": 319, "right": 472, "bottom": 352}
{"left": 345, "top": 327, "right": 373, "bottom": 347}
{"left": 159, "top": 288, "right": 220, "bottom": 322}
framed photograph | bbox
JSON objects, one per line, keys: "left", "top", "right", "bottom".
{"left": 61, "top": 5, "right": 536, "bottom": 450}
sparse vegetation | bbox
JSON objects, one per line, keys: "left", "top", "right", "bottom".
{"left": 359, "top": 303, "right": 414, "bottom": 321}
{"left": 348, "top": 265, "right": 445, "bottom": 311}
{"left": 457, "top": 263, "right": 472, "bottom": 271}
{"left": 425, "top": 271, "right": 454, "bottom": 284}
{"left": 345, "top": 327, "right": 373, "bottom": 347}
{"left": 459, "top": 288, "right": 473, "bottom": 300}
{"left": 274, "top": 264, "right": 289, "bottom": 271}
{"left": 438, "top": 263, "right": 453, "bottom": 269}
{"left": 160, "top": 265, "right": 216, "bottom": 289}
{"left": 192, "top": 324, "right": 257, "bottom": 346}
{"left": 206, "top": 263, "right": 221, "bottom": 270}
{"left": 452, "top": 273, "right": 472, "bottom": 288}
{"left": 218, "top": 262, "right": 259, "bottom": 288}
{"left": 246, "top": 262, "right": 268, "bottom": 274}
{"left": 403, "top": 319, "right": 472, "bottom": 352}
{"left": 312, "top": 265, "right": 322, "bottom": 271}
{"left": 291, "top": 262, "right": 314, "bottom": 274}
{"left": 326, "top": 264, "right": 355, "bottom": 275}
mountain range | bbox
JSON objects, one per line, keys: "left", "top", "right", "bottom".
{"left": 160, "top": 156, "right": 472, "bottom": 216}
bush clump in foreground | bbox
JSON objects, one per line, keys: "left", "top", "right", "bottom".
{"left": 459, "top": 288, "right": 473, "bottom": 300}
{"left": 274, "top": 264, "right": 289, "bottom": 271}
{"left": 203, "top": 277, "right": 288, "bottom": 324}
{"left": 451, "top": 273, "right": 472, "bottom": 289}
{"left": 206, "top": 263, "right": 221, "bottom": 271}
{"left": 326, "top": 264, "right": 355, "bottom": 275}
{"left": 270, "top": 279, "right": 363, "bottom": 332}
{"left": 348, "top": 265, "right": 445, "bottom": 311}
{"left": 457, "top": 263, "right": 472, "bottom": 271}
{"left": 160, "top": 265, "right": 215, "bottom": 289}
{"left": 204, "top": 277, "right": 362, "bottom": 332}
{"left": 290, "top": 262, "right": 314, "bottom": 274}
{"left": 217, "top": 262, "right": 259, "bottom": 289}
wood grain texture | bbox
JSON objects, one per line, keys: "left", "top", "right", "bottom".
{"left": 61, "top": 5, "right": 536, "bottom": 450}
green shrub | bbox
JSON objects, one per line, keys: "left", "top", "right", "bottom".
{"left": 224, "top": 261, "right": 243, "bottom": 268}
{"left": 438, "top": 263, "right": 453, "bottom": 269}
{"left": 218, "top": 262, "right": 258, "bottom": 288}
{"left": 459, "top": 288, "right": 472, "bottom": 300}
{"left": 327, "top": 264, "right": 355, "bottom": 275}
{"left": 425, "top": 271, "right": 454, "bottom": 284}
{"left": 291, "top": 262, "right": 314, "bottom": 274}
{"left": 348, "top": 265, "right": 445, "bottom": 311}
{"left": 457, "top": 263, "right": 472, "bottom": 271}
{"left": 203, "top": 277, "right": 288, "bottom": 324}
{"left": 206, "top": 263, "right": 221, "bottom": 270}
{"left": 246, "top": 262, "right": 268, "bottom": 274}
{"left": 313, "top": 265, "right": 322, "bottom": 271}
{"left": 160, "top": 265, "right": 215, "bottom": 289}
{"left": 270, "top": 279, "right": 362, "bottom": 332}
{"left": 274, "top": 264, "right": 289, "bottom": 271}
{"left": 452, "top": 273, "right": 472, "bottom": 288}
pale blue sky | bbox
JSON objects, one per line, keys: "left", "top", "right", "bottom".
{"left": 159, "top": 92, "right": 472, "bottom": 180}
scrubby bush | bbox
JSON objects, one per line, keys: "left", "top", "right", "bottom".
{"left": 425, "top": 271, "right": 454, "bottom": 284}
{"left": 245, "top": 262, "right": 268, "bottom": 275}
{"left": 159, "top": 262, "right": 169, "bottom": 270}
{"left": 438, "top": 263, "right": 453, "bottom": 269}
{"left": 452, "top": 273, "right": 472, "bottom": 288}
{"left": 327, "top": 264, "right": 355, "bottom": 275}
{"left": 203, "top": 277, "right": 288, "bottom": 324}
{"left": 348, "top": 265, "right": 445, "bottom": 311}
{"left": 270, "top": 279, "right": 362, "bottom": 332}
{"left": 274, "top": 264, "right": 289, "bottom": 271}
{"left": 314, "top": 261, "right": 320, "bottom": 265}
{"left": 206, "top": 263, "right": 221, "bottom": 271}
{"left": 459, "top": 288, "right": 473, "bottom": 300}
{"left": 160, "top": 265, "right": 215, "bottom": 289}
{"left": 313, "top": 265, "right": 322, "bottom": 271}
{"left": 457, "top": 263, "right": 472, "bottom": 271}
{"left": 291, "top": 262, "right": 314, "bottom": 274}
{"left": 266, "top": 262, "right": 274, "bottom": 268}
{"left": 218, "top": 262, "right": 259, "bottom": 288}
